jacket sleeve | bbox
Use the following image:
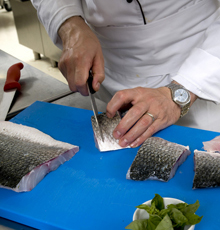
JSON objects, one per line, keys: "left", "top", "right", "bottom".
{"left": 172, "top": 8, "right": 220, "bottom": 104}
{"left": 31, "top": 0, "right": 84, "bottom": 49}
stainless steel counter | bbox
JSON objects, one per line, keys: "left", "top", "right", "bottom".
{"left": 0, "top": 50, "right": 72, "bottom": 119}
{"left": 0, "top": 50, "right": 107, "bottom": 120}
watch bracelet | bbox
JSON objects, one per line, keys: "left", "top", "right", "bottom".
{"left": 180, "top": 102, "right": 190, "bottom": 118}
{"left": 166, "top": 82, "right": 190, "bottom": 118}
{"left": 166, "top": 82, "right": 185, "bottom": 92}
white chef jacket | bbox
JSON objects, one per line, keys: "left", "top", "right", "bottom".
{"left": 31, "top": 0, "right": 220, "bottom": 132}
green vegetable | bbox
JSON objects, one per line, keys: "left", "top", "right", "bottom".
{"left": 147, "top": 215, "right": 162, "bottom": 230}
{"left": 155, "top": 215, "right": 173, "bottom": 230}
{"left": 136, "top": 202, "right": 159, "bottom": 215}
{"left": 184, "top": 213, "right": 203, "bottom": 226}
{"left": 125, "top": 219, "right": 148, "bottom": 230}
{"left": 125, "top": 215, "right": 162, "bottom": 230}
{"left": 151, "top": 194, "right": 165, "bottom": 211}
{"left": 125, "top": 194, "right": 203, "bottom": 230}
{"left": 169, "top": 208, "right": 188, "bottom": 227}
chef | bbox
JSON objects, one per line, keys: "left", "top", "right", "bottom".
{"left": 31, "top": 0, "right": 220, "bottom": 147}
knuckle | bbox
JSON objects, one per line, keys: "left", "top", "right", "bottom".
{"left": 62, "top": 53, "right": 72, "bottom": 63}
{"left": 135, "top": 87, "right": 145, "bottom": 95}
{"left": 93, "top": 72, "right": 105, "bottom": 83}
{"left": 139, "top": 116, "right": 151, "bottom": 127}
{"left": 69, "top": 51, "right": 84, "bottom": 64}
{"left": 74, "top": 50, "right": 92, "bottom": 64}
{"left": 71, "top": 54, "right": 82, "bottom": 64}
{"left": 68, "top": 85, "right": 77, "bottom": 92}
{"left": 115, "top": 91, "right": 126, "bottom": 101}
{"left": 131, "top": 105, "right": 143, "bottom": 117}
{"left": 147, "top": 125, "right": 156, "bottom": 136}
{"left": 74, "top": 79, "right": 84, "bottom": 89}
{"left": 136, "top": 86, "right": 144, "bottom": 92}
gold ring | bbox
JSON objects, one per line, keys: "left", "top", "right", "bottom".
{"left": 146, "top": 112, "right": 155, "bottom": 122}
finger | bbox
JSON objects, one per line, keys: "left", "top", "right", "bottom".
{"left": 91, "top": 50, "right": 105, "bottom": 92}
{"left": 117, "top": 112, "right": 157, "bottom": 147}
{"left": 59, "top": 46, "right": 94, "bottom": 96}
{"left": 59, "top": 49, "right": 104, "bottom": 96}
{"left": 106, "top": 89, "right": 138, "bottom": 118}
{"left": 58, "top": 51, "right": 78, "bottom": 93}
{"left": 58, "top": 50, "right": 70, "bottom": 82}
{"left": 112, "top": 102, "right": 149, "bottom": 139}
{"left": 71, "top": 55, "right": 93, "bottom": 96}
{"left": 129, "top": 119, "right": 167, "bottom": 148}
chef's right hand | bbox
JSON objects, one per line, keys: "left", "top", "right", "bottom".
{"left": 58, "top": 16, "right": 105, "bottom": 96}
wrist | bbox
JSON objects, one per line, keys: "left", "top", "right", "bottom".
{"left": 189, "top": 92, "right": 197, "bottom": 106}
{"left": 58, "top": 16, "right": 86, "bottom": 46}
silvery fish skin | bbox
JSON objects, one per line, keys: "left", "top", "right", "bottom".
{"left": 0, "top": 121, "right": 79, "bottom": 192}
{"left": 193, "top": 150, "right": 220, "bottom": 189}
{"left": 91, "top": 112, "right": 130, "bottom": 152}
{"left": 126, "top": 137, "right": 190, "bottom": 181}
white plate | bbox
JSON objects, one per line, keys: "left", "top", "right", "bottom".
{"left": 133, "top": 197, "right": 195, "bottom": 230}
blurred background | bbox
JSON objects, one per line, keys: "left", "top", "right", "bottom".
{"left": 0, "top": 0, "right": 66, "bottom": 84}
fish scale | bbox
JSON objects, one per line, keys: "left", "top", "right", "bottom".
{"left": 193, "top": 150, "right": 220, "bottom": 188}
{"left": 0, "top": 121, "right": 79, "bottom": 192}
{"left": 0, "top": 133, "right": 69, "bottom": 188}
{"left": 91, "top": 112, "right": 130, "bottom": 152}
{"left": 127, "top": 137, "right": 190, "bottom": 181}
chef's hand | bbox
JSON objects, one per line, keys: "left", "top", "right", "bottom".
{"left": 106, "top": 86, "right": 197, "bottom": 148}
{"left": 58, "top": 16, "right": 105, "bottom": 96}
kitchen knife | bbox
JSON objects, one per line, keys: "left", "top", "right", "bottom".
{"left": 87, "top": 71, "right": 104, "bottom": 142}
{"left": 0, "top": 62, "right": 24, "bottom": 121}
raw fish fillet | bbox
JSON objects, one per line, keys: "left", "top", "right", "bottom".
{"left": 203, "top": 136, "right": 220, "bottom": 152}
{"left": 0, "top": 121, "right": 79, "bottom": 192}
{"left": 126, "top": 137, "right": 190, "bottom": 181}
{"left": 91, "top": 112, "right": 130, "bottom": 152}
{"left": 193, "top": 150, "right": 220, "bottom": 188}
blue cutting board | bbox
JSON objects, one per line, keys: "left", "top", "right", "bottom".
{"left": 0, "top": 101, "right": 219, "bottom": 230}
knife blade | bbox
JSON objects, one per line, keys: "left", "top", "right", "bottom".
{"left": 87, "top": 71, "right": 104, "bottom": 142}
{"left": 0, "top": 62, "right": 24, "bottom": 121}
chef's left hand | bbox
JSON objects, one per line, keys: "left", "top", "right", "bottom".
{"left": 106, "top": 87, "right": 182, "bottom": 148}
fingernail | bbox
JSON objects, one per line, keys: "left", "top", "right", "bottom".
{"left": 114, "top": 130, "right": 122, "bottom": 139}
{"left": 106, "top": 112, "right": 111, "bottom": 118}
{"left": 120, "top": 138, "right": 129, "bottom": 147}
{"left": 130, "top": 140, "right": 139, "bottom": 148}
{"left": 96, "top": 82, "right": 100, "bottom": 90}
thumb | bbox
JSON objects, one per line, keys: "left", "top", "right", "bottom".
{"left": 91, "top": 51, "right": 105, "bottom": 92}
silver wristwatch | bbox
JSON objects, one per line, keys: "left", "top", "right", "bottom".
{"left": 166, "top": 82, "right": 191, "bottom": 118}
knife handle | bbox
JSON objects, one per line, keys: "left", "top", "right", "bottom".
{"left": 87, "top": 70, "right": 96, "bottom": 94}
{"left": 4, "top": 62, "right": 24, "bottom": 91}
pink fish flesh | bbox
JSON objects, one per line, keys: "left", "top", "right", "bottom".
{"left": 203, "top": 136, "right": 220, "bottom": 152}
{"left": 126, "top": 137, "right": 191, "bottom": 181}
{"left": 0, "top": 121, "right": 79, "bottom": 192}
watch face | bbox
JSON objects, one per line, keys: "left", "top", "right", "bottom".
{"left": 174, "top": 89, "right": 189, "bottom": 103}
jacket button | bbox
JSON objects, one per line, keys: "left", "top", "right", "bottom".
{"left": 127, "top": 0, "right": 133, "bottom": 3}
